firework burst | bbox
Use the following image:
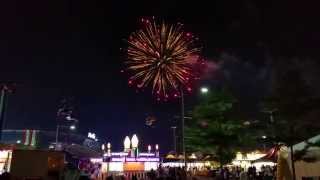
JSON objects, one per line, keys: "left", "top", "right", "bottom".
{"left": 124, "top": 18, "right": 203, "bottom": 99}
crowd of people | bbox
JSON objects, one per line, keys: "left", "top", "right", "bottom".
{"left": 84, "top": 164, "right": 277, "bottom": 180}
{"left": 103, "top": 165, "right": 276, "bottom": 180}
{"left": 0, "top": 162, "right": 277, "bottom": 180}
{"left": 216, "top": 165, "right": 276, "bottom": 180}
{"left": 104, "top": 166, "right": 189, "bottom": 180}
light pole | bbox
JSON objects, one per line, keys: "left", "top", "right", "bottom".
{"left": 180, "top": 86, "right": 209, "bottom": 168}
{"left": 0, "top": 87, "right": 7, "bottom": 141}
{"left": 180, "top": 89, "right": 186, "bottom": 167}
{"left": 171, "top": 126, "right": 177, "bottom": 153}
{"left": 0, "top": 84, "right": 12, "bottom": 141}
{"left": 55, "top": 124, "right": 76, "bottom": 149}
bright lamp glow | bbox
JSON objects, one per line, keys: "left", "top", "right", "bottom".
{"left": 200, "top": 87, "right": 209, "bottom": 94}
{"left": 124, "top": 136, "right": 131, "bottom": 150}
{"left": 107, "top": 142, "right": 111, "bottom": 149}
{"left": 70, "top": 125, "right": 76, "bottom": 130}
{"left": 101, "top": 144, "right": 105, "bottom": 150}
{"left": 155, "top": 144, "right": 159, "bottom": 150}
{"left": 148, "top": 145, "right": 151, "bottom": 151}
{"left": 131, "top": 134, "right": 139, "bottom": 148}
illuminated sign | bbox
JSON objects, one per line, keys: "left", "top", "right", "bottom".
{"left": 125, "top": 157, "right": 136, "bottom": 162}
{"left": 104, "top": 152, "right": 135, "bottom": 157}
{"left": 136, "top": 157, "right": 159, "bottom": 162}
{"left": 111, "top": 157, "right": 126, "bottom": 162}
{"left": 88, "top": 132, "right": 96, "bottom": 140}
{"left": 110, "top": 152, "right": 129, "bottom": 156}
{"left": 139, "top": 153, "right": 156, "bottom": 157}
{"left": 110, "top": 157, "right": 160, "bottom": 162}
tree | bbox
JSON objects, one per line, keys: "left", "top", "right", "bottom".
{"left": 264, "top": 61, "right": 320, "bottom": 180}
{"left": 185, "top": 89, "right": 254, "bottom": 167}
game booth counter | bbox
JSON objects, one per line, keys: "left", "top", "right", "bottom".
{"left": 0, "top": 144, "right": 65, "bottom": 179}
{"left": 0, "top": 133, "right": 102, "bottom": 179}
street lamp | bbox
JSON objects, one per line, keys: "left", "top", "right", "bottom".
{"left": 70, "top": 125, "right": 76, "bottom": 130}
{"left": 200, "top": 87, "right": 209, "bottom": 94}
{"left": 180, "top": 86, "right": 209, "bottom": 167}
{"left": 171, "top": 126, "right": 177, "bottom": 153}
{"left": 55, "top": 124, "right": 76, "bottom": 149}
{"left": 0, "top": 83, "right": 14, "bottom": 141}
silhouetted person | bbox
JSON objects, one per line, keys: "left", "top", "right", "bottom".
{"left": 106, "top": 175, "right": 114, "bottom": 180}
{"left": 132, "top": 175, "right": 138, "bottom": 180}
{"left": 0, "top": 172, "right": 11, "bottom": 180}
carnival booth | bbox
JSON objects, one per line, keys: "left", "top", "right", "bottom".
{"left": 90, "top": 134, "right": 160, "bottom": 176}
{"left": 162, "top": 152, "right": 218, "bottom": 170}
{"left": 250, "top": 146, "right": 279, "bottom": 171}
{"left": 0, "top": 144, "right": 65, "bottom": 179}
{"left": 232, "top": 150, "right": 275, "bottom": 171}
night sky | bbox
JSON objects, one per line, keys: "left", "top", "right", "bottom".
{"left": 0, "top": 0, "right": 319, "bottom": 153}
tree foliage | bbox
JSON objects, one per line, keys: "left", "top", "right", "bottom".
{"left": 263, "top": 60, "right": 320, "bottom": 180}
{"left": 186, "top": 90, "right": 254, "bottom": 166}
{"left": 264, "top": 63, "right": 320, "bottom": 146}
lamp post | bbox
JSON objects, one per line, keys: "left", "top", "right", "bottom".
{"left": 180, "top": 88, "right": 186, "bottom": 167}
{"left": 0, "top": 84, "right": 12, "bottom": 141}
{"left": 181, "top": 86, "right": 209, "bottom": 167}
{"left": 55, "top": 124, "right": 76, "bottom": 150}
{"left": 171, "top": 126, "right": 177, "bottom": 153}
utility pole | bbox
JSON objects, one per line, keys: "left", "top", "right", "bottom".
{"left": 0, "top": 84, "right": 13, "bottom": 141}
{"left": 180, "top": 89, "right": 186, "bottom": 168}
{"left": 55, "top": 97, "right": 78, "bottom": 150}
{"left": 171, "top": 126, "right": 177, "bottom": 153}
